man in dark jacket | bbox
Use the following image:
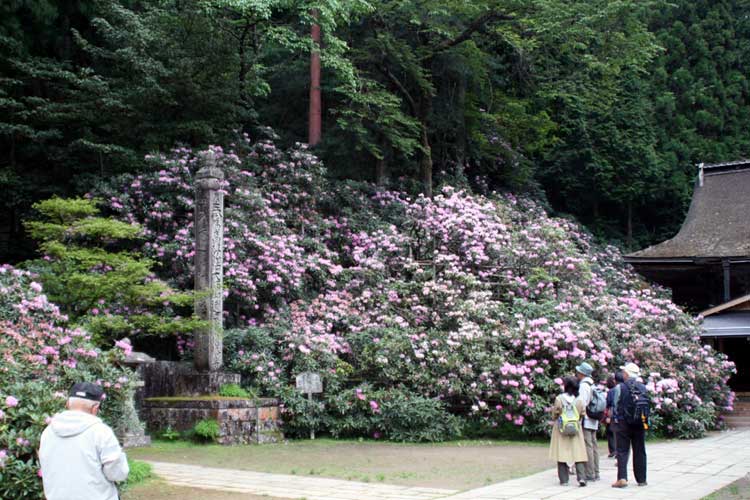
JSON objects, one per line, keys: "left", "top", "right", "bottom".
{"left": 612, "top": 363, "right": 648, "bottom": 489}
{"left": 604, "top": 373, "right": 623, "bottom": 458}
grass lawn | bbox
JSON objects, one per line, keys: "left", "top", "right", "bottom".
{"left": 702, "top": 475, "right": 750, "bottom": 500}
{"left": 127, "top": 437, "right": 562, "bottom": 490}
{"left": 122, "top": 479, "right": 285, "bottom": 500}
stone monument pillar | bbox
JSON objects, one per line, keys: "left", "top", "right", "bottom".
{"left": 194, "top": 151, "right": 225, "bottom": 372}
{"left": 138, "top": 151, "right": 282, "bottom": 445}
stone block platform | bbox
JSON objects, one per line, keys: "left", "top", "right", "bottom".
{"left": 142, "top": 397, "right": 282, "bottom": 445}
{"left": 140, "top": 360, "right": 240, "bottom": 398}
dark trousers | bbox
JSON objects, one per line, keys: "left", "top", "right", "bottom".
{"left": 557, "top": 462, "right": 586, "bottom": 484}
{"left": 606, "top": 423, "right": 616, "bottom": 455}
{"left": 615, "top": 423, "right": 647, "bottom": 483}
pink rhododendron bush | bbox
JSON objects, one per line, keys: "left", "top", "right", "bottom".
{"left": 0, "top": 266, "right": 136, "bottom": 499}
{"left": 98, "top": 133, "right": 734, "bottom": 441}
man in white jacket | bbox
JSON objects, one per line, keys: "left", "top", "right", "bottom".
{"left": 39, "top": 382, "right": 129, "bottom": 500}
{"left": 575, "top": 362, "right": 600, "bottom": 482}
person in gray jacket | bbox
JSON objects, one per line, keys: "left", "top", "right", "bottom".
{"left": 575, "top": 362, "right": 600, "bottom": 482}
{"left": 39, "top": 382, "right": 129, "bottom": 500}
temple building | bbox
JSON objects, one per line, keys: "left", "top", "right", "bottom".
{"left": 625, "top": 160, "right": 750, "bottom": 391}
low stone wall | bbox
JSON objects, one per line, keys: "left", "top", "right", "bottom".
{"left": 142, "top": 397, "right": 282, "bottom": 445}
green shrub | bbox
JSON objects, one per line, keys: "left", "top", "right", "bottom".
{"left": 159, "top": 426, "right": 181, "bottom": 441}
{"left": 279, "top": 385, "right": 464, "bottom": 442}
{"left": 379, "top": 392, "right": 464, "bottom": 442}
{"left": 125, "top": 459, "right": 153, "bottom": 486}
{"left": 22, "top": 196, "right": 201, "bottom": 344}
{"left": 193, "top": 419, "right": 221, "bottom": 442}
{"left": 117, "top": 459, "right": 152, "bottom": 496}
{"left": 218, "top": 384, "right": 255, "bottom": 399}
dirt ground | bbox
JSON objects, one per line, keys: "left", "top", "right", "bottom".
{"left": 123, "top": 481, "right": 286, "bottom": 500}
{"left": 128, "top": 438, "right": 563, "bottom": 490}
{"left": 702, "top": 474, "right": 750, "bottom": 500}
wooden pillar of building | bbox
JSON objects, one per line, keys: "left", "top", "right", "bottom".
{"left": 723, "top": 259, "right": 732, "bottom": 302}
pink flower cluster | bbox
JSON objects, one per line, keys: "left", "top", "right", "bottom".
{"left": 97, "top": 137, "right": 734, "bottom": 438}
{"left": 1, "top": 266, "right": 137, "bottom": 494}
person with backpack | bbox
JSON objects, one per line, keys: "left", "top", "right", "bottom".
{"left": 604, "top": 372, "right": 624, "bottom": 458}
{"left": 575, "top": 362, "right": 605, "bottom": 482}
{"left": 612, "top": 362, "right": 649, "bottom": 489}
{"left": 549, "top": 377, "right": 589, "bottom": 486}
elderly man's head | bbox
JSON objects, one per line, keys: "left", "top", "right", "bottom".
{"left": 66, "top": 397, "right": 101, "bottom": 415}
{"left": 67, "top": 382, "right": 105, "bottom": 415}
{"left": 575, "top": 362, "right": 594, "bottom": 380}
{"left": 620, "top": 362, "right": 641, "bottom": 381}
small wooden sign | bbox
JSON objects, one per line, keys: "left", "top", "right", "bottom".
{"left": 296, "top": 372, "right": 323, "bottom": 394}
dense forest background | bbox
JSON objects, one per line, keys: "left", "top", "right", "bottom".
{"left": 2, "top": 0, "right": 750, "bottom": 262}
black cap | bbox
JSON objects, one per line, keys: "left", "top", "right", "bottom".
{"left": 69, "top": 382, "right": 105, "bottom": 402}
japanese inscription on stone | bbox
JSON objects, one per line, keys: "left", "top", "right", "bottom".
{"left": 194, "top": 150, "right": 225, "bottom": 372}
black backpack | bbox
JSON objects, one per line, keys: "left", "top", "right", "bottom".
{"left": 622, "top": 380, "right": 650, "bottom": 428}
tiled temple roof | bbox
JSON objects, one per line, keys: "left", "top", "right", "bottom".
{"left": 627, "top": 160, "right": 750, "bottom": 260}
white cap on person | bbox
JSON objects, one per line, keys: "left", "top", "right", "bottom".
{"left": 620, "top": 362, "right": 641, "bottom": 378}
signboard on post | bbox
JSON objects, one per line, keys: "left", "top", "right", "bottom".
{"left": 296, "top": 372, "right": 323, "bottom": 439}
{"left": 296, "top": 372, "right": 323, "bottom": 394}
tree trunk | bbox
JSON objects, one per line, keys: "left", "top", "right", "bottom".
{"left": 59, "top": 0, "right": 73, "bottom": 60}
{"left": 308, "top": 11, "right": 322, "bottom": 146}
{"left": 419, "top": 98, "right": 433, "bottom": 198}
{"left": 238, "top": 21, "right": 251, "bottom": 110}
{"left": 10, "top": 134, "right": 15, "bottom": 167}
{"left": 420, "top": 125, "right": 433, "bottom": 198}
{"left": 456, "top": 75, "right": 467, "bottom": 169}
{"left": 375, "top": 157, "right": 387, "bottom": 185}
{"left": 626, "top": 201, "right": 633, "bottom": 247}
{"left": 374, "top": 134, "right": 388, "bottom": 185}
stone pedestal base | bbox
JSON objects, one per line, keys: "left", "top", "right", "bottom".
{"left": 120, "top": 432, "right": 152, "bottom": 448}
{"left": 173, "top": 371, "right": 241, "bottom": 397}
{"left": 137, "top": 361, "right": 274, "bottom": 445}
{"left": 140, "top": 361, "right": 240, "bottom": 398}
{"left": 142, "top": 397, "right": 282, "bottom": 445}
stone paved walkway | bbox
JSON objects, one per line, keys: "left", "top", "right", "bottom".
{"left": 147, "top": 430, "right": 750, "bottom": 500}
{"left": 446, "top": 430, "right": 750, "bottom": 500}
{"left": 148, "top": 461, "right": 459, "bottom": 500}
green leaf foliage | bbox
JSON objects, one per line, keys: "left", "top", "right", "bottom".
{"left": 22, "top": 197, "right": 200, "bottom": 343}
{"left": 218, "top": 384, "right": 256, "bottom": 399}
{"left": 124, "top": 459, "right": 153, "bottom": 488}
{"left": 193, "top": 419, "right": 221, "bottom": 442}
{"left": 3, "top": 0, "right": 750, "bottom": 255}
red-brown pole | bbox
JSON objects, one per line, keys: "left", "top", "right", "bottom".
{"left": 308, "top": 11, "right": 322, "bottom": 146}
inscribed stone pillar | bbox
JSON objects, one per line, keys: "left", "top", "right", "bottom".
{"left": 194, "top": 151, "right": 224, "bottom": 372}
